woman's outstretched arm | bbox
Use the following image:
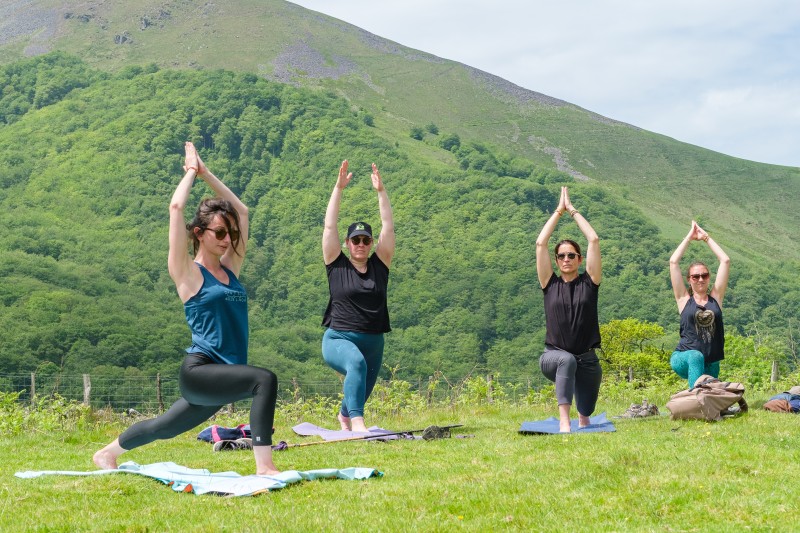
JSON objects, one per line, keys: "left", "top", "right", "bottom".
{"left": 564, "top": 188, "right": 601, "bottom": 285}
{"left": 695, "top": 223, "right": 731, "bottom": 306}
{"left": 535, "top": 187, "right": 566, "bottom": 288}
{"left": 371, "top": 163, "right": 395, "bottom": 268}
{"left": 168, "top": 143, "right": 202, "bottom": 301}
{"left": 322, "top": 160, "right": 352, "bottom": 265}
{"left": 193, "top": 143, "right": 249, "bottom": 276}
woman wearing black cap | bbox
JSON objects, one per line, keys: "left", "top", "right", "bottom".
{"left": 321, "top": 160, "right": 395, "bottom": 433}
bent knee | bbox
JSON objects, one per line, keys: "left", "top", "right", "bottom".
{"left": 253, "top": 367, "right": 277, "bottom": 390}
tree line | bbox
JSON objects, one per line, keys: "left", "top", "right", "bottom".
{"left": 0, "top": 53, "right": 797, "bottom": 387}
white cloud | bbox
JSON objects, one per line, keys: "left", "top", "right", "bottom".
{"left": 291, "top": 0, "right": 800, "bottom": 166}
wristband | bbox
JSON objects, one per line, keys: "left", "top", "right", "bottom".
{"left": 569, "top": 209, "right": 578, "bottom": 217}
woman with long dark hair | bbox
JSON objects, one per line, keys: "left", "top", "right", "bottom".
{"left": 94, "top": 142, "right": 280, "bottom": 475}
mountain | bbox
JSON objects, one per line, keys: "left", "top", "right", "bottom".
{"left": 2, "top": 0, "right": 799, "bottom": 260}
{"left": 0, "top": 0, "right": 798, "bottom": 382}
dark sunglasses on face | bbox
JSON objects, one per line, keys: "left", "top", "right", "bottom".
{"left": 556, "top": 252, "right": 579, "bottom": 261}
{"left": 350, "top": 236, "right": 372, "bottom": 246}
{"left": 689, "top": 272, "right": 710, "bottom": 281}
{"left": 207, "top": 226, "right": 240, "bottom": 241}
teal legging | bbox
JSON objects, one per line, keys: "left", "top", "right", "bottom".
{"left": 670, "top": 350, "right": 720, "bottom": 388}
{"left": 322, "top": 328, "right": 384, "bottom": 418}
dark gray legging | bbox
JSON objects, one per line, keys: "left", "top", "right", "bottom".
{"left": 118, "top": 353, "right": 277, "bottom": 449}
{"left": 539, "top": 347, "right": 602, "bottom": 416}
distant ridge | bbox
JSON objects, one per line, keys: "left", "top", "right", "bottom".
{"left": 0, "top": 0, "right": 798, "bottom": 262}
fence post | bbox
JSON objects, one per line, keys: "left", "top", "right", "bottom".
{"left": 83, "top": 374, "right": 91, "bottom": 406}
{"left": 487, "top": 373, "right": 494, "bottom": 404}
{"left": 157, "top": 373, "right": 164, "bottom": 412}
{"left": 30, "top": 372, "right": 35, "bottom": 402}
{"left": 771, "top": 360, "right": 779, "bottom": 383}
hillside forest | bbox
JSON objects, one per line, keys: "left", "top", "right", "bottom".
{"left": 1, "top": 53, "right": 798, "bottom": 390}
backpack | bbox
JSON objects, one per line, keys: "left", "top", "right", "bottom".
{"left": 666, "top": 375, "right": 748, "bottom": 421}
{"left": 197, "top": 424, "right": 251, "bottom": 443}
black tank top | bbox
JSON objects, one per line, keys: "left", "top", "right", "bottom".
{"left": 322, "top": 252, "right": 391, "bottom": 333}
{"left": 675, "top": 295, "right": 724, "bottom": 363}
{"left": 542, "top": 272, "right": 601, "bottom": 354}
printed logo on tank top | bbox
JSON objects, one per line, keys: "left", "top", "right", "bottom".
{"left": 225, "top": 289, "right": 247, "bottom": 303}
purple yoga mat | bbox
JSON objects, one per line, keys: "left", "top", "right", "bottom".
{"left": 292, "top": 423, "right": 407, "bottom": 441}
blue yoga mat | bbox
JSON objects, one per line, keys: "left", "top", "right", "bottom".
{"left": 519, "top": 412, "right": 616, "bottom": 435}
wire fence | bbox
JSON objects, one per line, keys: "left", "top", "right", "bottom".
{"left": 0, "top": 372, "right": 552, "bottom": 413}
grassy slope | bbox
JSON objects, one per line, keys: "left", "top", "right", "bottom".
{"left": 2, "top": 402, "right": 800, "bottom": 531}
{"left": 2, "top": 0, "right": 798, "bottom": 265}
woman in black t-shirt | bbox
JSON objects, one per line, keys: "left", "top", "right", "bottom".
{"left": 669, "top": 220, "right": 730, "bottom": 387}
{"left": 321, "top": 160, "right": 395, "bottom": 433}
{"left": 535, "top": 187, "right": 602, "bottom": 433}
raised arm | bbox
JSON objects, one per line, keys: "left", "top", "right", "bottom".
{"left": 193, "top": 143, "right": 248, "bottom": 276}
{"left": 535, "top": 187, "right": 566, "bottom": 288}
{"left": 564, "top": 188, "right": 601, "bottom": 285}
{"left": 323, "top": 160, "right": 352, "bottom": 265}
{"left": 564, "top": 187, "right": 603, "bottom": 285}
{"left": 695, "top": 223, "right": 731, "bottom": 306}
{"left": 168, "top": 144, "right": 203, "bottom": 302}
{"left": 371, "top": 163, "right": 395, "bottom": 268}
{"left": 669, "top": 221, "right": 698, "bottom": 309}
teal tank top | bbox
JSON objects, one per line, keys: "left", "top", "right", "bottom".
{"left": 184, "top": 263, "right": 248, "bottom": 365}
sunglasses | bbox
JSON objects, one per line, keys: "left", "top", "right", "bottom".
{"left": 689, "top": 272, "right": 710, "bottom": 281}
{"left": 350, "top": 236, "right": 373, "bottom": 246}
{"left": 206, "top": 226, "right": 240, "bottom": 241}
{"left": 556, "top": 252, "right": 580, "bottom": 260}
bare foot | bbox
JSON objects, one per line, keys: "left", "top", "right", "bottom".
{"left": 256, "top": 468, "right": 281, "bottom": 476}
{"left": 93, "top": 450, "right": 118, "bottom": 470}
{"left": 337, "top": 413, "right": 351, "bottom": 431}
{"left": 93, "top": 439, "right": 125, "bottom": 470}
{"left": 559, "top": 422, "right": 571, "bottom": 433}
{"left": 350, "top": 416, "right": 369, "bottom": 433}
{"left": 578, "top": 414, "right": 591, "bottom": 428}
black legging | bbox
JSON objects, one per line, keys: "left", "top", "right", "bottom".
{"left": 118, "top": 354, "right": 277, "bottom": 449}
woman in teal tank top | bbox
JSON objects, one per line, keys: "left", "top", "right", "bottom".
{"left": 94, "top": 142, "right": 280, "bottom": 475}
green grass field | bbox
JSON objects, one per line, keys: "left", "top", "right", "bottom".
{"left": 3, "top": 392, "right": 800, "bottom": 532}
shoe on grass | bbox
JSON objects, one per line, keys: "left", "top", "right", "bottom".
{"left": 213, "top": 438, "right": 253, "bottom": 452}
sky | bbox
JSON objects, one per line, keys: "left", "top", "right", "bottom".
{"left": 290, "top": 1, "right": 800, "bottom": 168}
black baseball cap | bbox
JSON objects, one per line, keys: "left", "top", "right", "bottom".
{"left": 347, "top": 221, "right": 372, "bottom": 239}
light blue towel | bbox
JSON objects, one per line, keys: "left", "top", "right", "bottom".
{"left": 15, "top": 461, "right": 382, "bottom": 497}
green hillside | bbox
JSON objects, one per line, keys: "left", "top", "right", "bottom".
{"left": 0, "top": 1, "right": 799, "bottom": 383}
{"left": 2, "top": 0, "right": 798, "bottom": 262}
{"left": 0, "top": 54, "right": 797, "bottom": 385}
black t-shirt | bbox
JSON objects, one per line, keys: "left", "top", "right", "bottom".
{"left": 542, "top": 272, "right": 601, "bottom": 354}
{"left": 322, "top": 252, "right": 391, "bottom": 333}
{"left": 675, "top": 295, "right": 725, "bottom": 363}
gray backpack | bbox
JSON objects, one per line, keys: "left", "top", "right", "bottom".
{"left": 666, "top": 375, "right": 748, "bottom": 421}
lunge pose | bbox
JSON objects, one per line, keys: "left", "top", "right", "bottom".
{"left": 321, "top": 160, "right": 395, "bottom": 433}
{"left": 669, "top": 220, "right": 730, "bottom": 387}
{"left": 535, "top": 187, "right": 602, "bottom": 433}
{"left": 94, "top": 142, "right": 279, "bottom": 475}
